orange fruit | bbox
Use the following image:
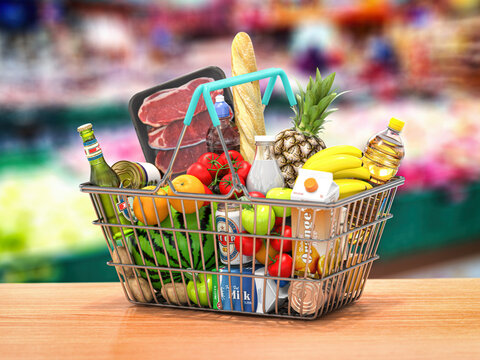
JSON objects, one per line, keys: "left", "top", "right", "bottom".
{"left": 133, "top": 186, "right": 168, "bottom": 225}
{"left": 255, "top": 241, "right": 278, "bottom": 266}
{"left": 167, "top": 175, "right": 205, "bottom": 214}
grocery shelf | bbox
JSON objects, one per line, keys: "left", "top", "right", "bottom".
{"left": 0, "top": 103, "right": 128, "bottom": 127}
{"left": 0, "top": 247, "right": 117, "bottom": 283}
{"left": 379, "top": 182, "right": 480, "bottom": 259}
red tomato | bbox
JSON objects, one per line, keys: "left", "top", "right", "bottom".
{"left": 218, "top": 150, "right": 244, "bottom": 173}
{"left": 274, "top": 217, "right": 284, "bottom": 227}
{"left": 215, "top": 155, "right": 228, "bottom": 177}
{"left": 197, "top": 153, "right": 223, "bottom": 177}
{"left": 219, "top": 173, "right": 245, "bottom": 198}
{"left": 234, "top": 231, "right": 262, "bottom": 256}
{"left": 268, "top": 254, "right": 293, "bottom": 278}
{"left": 234, "top": 160, "right": 251, "bottom": 180}
{"left": 271, "top": 225, "right": 293, "bottom": 253}
{"left": 249, "top": 191, "right": 265, "bottom": 198}
{"left": 202, "top": 184, "right": 213, "bottom": 207}
{"left": 187, "top": 162, "right": 212, "bottom": 186}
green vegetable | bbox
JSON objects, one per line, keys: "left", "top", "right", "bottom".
{"left": 187, "top": 274, "right": 213, "bottom": 306}
{"left": 241, "top": 204, "right": 275, "bottom": 235}
{"left": 130, "top": 206, "right": 216, "bottom": 290}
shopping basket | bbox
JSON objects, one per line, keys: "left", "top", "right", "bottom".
{"left": 80, "top": 68, "right": 404, "bottom": 319}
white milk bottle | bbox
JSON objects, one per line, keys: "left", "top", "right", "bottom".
{"left": 246, "top": 136, "right": 284, "bottom": 194}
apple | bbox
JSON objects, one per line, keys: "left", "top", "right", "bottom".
{"left": 266, "top": 187, "right": 293, "bottom": 217}
{"left": 241, "top": 204, "right": 275, "bottom": 236}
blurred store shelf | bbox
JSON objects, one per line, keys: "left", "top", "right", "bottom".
{"left": 379, "top": 181, "right": 480, "bottom": 259}
{"left": 0, "top": 247, "right": 117, "bottom": 283}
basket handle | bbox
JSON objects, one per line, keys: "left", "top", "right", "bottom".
{"left": 159, "top": 68, "right": 297, "bottom": 196}
{"left": 184, "top": 67, "right": 297, "bottom": 127}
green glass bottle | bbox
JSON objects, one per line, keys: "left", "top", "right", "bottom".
{"left": 77, "top": 123, "right": 131, "bottom": 240}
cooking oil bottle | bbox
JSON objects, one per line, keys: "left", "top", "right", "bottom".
{"left": 362, "top": 118, "right": 405, "bottom": 185}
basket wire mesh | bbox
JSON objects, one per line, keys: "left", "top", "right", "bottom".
{"left": 80, "top": 177, "right": 403, "bottom": 320}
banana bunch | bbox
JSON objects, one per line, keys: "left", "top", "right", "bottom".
{"left": 302, "top": 145, "right": 373, "bottom": 199}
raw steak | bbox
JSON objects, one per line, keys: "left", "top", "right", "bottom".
{"left": 138, "top": 77, "right": 223, "bottom": 127}
{"left": 148, "top": 110, "right": 213, "bottom": 149}
{"left": 155, "top": 141, "right": 208, "bottom": 175}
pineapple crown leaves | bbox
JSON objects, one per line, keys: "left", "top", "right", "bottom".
{"left": 292, "top": 68, "right": 347, "bottom": 136}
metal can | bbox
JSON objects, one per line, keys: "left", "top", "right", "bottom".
{"left": 112, "top": 161, "right": 162, "bottom": 222}
{"left": 288, "top": 280, "right": 325, "bottom": 315}
{"left": 112, "top": 161, "right": 161, "bottom": 189}
{"left": 215, "top": 203, "right": 251, "bottom": 265}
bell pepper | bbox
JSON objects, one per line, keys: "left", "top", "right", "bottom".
{"left": 187, "top": 274, "right": 213, "bottom": 306}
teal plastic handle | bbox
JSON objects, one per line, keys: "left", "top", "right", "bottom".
{"left": 183, "top": 68, "right": 297, "bottom": 127}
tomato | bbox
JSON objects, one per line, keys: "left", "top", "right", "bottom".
{"left": 202, "top": 184, "right": 213, "bottom": 207}
{"left": 234, "top": 160, "right": 251, "bottom": 181}
{"left": 219, "top": 173, "right": 245, "bottom": 198}
{"left": 218, "top": 150, "right": 244, "bottom": 173}
{"left": 249, "top": 191, "right": 265, "bottom": 198}
{"left": 215, "top": 155, "right": 228, "bottom": 177}
{"left": 270, "top": 225, "right": 293, "bottom": 253}
{"left": 274, "top": 217, "right": 284, "bottom": 227}
{"left": 234, "top": 231, "right": 262, "bottom": 256}
{"left": 197, "top": 152, "right": 223, "bottom": 177}
{"left": 268, "top": 253, "right": 293, "bottom": 279}
{"left": 187, "top": 162, "right": 212, "bottom": 186}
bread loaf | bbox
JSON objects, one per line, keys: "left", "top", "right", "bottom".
{"left": 231, "top": 32, "right": 266, "bottom": 163}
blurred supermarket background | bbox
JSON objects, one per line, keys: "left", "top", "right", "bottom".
{"left": 1, "top": 0, "right": 480, "bottom": 283}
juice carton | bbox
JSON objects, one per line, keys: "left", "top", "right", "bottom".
{"left": 291, "top": 169, "right": 342, "bottom": 279}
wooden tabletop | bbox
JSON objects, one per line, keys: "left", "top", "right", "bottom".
{"left": 1, "top": 279, "right": 479, "bottom": 360}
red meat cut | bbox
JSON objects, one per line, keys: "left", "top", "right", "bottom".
{"left": 155, "top": 141, "right": 208, "bottom": 175}
{"left": 138, "top": 77, "right": 223, "bottom": 127}
{"left": 148, "top": 111, "right": 213, "bottom": 149}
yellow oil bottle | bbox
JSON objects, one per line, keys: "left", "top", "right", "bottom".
{"left": 362, "top": 118, "right": 405, "bottom": 185}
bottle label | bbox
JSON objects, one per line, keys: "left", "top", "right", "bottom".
{"left": 116, "top": 195, "right": 137, "bottom": 222}
{"left": 83, "top": 139, "right": 103, "bottom": 161}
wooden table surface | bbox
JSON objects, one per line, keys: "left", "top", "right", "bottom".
{"left": 1, "top": 279, "right": 479, "bottom": 360}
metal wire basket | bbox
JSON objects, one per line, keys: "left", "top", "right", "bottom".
{"left": 80, "top": 69, "right": 404, "bottom": 319}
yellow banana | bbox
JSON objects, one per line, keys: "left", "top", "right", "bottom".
{"left": 333, "top": 167, "right": 371, "bottom": 181}
{"left": 304, "top": 145, "right": 362, "bottom": 168}
{"left": 335, "top": 179, "right": 373, "bottom": 200}
{"left": 303, "top": 154, "right": 362, "bottom": 173}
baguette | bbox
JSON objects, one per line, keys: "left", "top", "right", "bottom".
{"left": 231, "top": 32, "right": 266, "bottom": 163}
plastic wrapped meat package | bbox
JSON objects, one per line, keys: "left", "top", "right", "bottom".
{"left": 129, "top": 67, "right": 235, "bottom": 176}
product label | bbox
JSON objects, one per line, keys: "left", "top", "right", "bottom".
{"left": 83, "top": 139, "right": 103, "bottom": 161}
{"left": 216, "top": 216, "right": 241, "bottom": 264}
{"left": 116, "top": 194, "right": 136, "bottom": 222}
{"left": 218, "top": 266, "right": 256, "bottom": 312}
{"left": 137, "top": 162, "right": 161, "bottom": 186}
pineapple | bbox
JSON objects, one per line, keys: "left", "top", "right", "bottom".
{"left": 274, "top": 69, "right": 343, "bottom": 188}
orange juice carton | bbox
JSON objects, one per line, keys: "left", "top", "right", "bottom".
{"left": 291, "top": 169, "right": 341, "bottom": 279}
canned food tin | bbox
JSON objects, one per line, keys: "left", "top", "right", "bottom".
{"left": 113, "top": 161, "right": 161, "bottom": 222}
{"left": 112, "top": 161, "right": 161, "bottom": 189}
{"left": 215, "top": 203, "right": 252, "bottom": 265}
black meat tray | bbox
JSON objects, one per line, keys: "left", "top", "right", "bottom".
{"left": 128, "top": 66, "right": 234, "bottom": 173}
